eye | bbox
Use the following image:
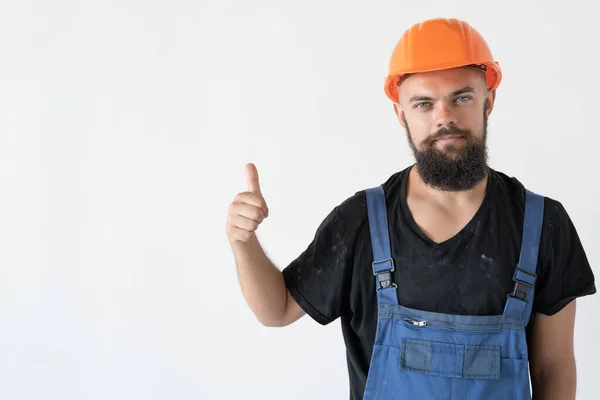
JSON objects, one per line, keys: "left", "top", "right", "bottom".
{"left": 455, "top": 96, "right": 472, "bottom": 103}
{"left": 414, "top": 102, "right": 432, "bottom": 109}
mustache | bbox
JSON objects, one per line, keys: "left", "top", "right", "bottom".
{"left": 424, "top": 126, "right": 473, "bottom": 145}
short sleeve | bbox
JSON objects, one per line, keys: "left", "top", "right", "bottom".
{"left": 282, "top": 206, "right": 353, "bottom": 325}
{"left": 533, "top": 200, "right": 596, "bottom": 316}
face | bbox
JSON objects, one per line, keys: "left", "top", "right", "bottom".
{"left": 395, "top": 67, "right": 496, "bottom": 191}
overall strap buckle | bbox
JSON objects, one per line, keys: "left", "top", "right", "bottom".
{"left": 372, "top": 258, "right": 397, "bottom": 291}
{"left": 509, "top": 266, "right": 536, "bottom": 300}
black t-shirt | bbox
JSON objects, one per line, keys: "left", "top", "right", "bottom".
{"left": 282, "top": 165, "right": 596, "bottom": 399}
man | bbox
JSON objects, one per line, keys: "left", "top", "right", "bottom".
{"left": 226, "top": 18, "right": 596, "bottom": 399}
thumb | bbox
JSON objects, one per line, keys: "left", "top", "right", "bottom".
{"left": 245, "top": 163, "right": 262, "bottom": 195}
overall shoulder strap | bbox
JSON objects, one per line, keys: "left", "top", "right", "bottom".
{"left": 503, "top": 188, "right": 545, "bottom": 325}
{"left": 365, "top": 186, "right": 399, "bottom": 306}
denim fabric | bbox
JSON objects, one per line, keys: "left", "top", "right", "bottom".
{"left": 362, "top": 186, "right": 544, "bottom": 399}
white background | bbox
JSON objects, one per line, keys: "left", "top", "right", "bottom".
{"left": 0, "top": 0, "right": 598, "bottom": 399}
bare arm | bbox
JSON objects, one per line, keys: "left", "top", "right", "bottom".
{"left": 529, "top": 300, "right": 577, "bottom": 400}
{"left": 227, "top": 163, "right": 306, "bottom": 327}
{"left": 231, "top": 235, "right": 305, "bottom": 327}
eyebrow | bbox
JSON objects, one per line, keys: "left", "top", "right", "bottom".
{"left": 409, "top": 86, "right": 477, "bottom": 103}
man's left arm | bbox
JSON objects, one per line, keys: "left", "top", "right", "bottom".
{"left": 528, "top": 198, "right": 597, "bottom": 399}
{"left": 529, "top": 300, "right": 577, "bottom": 400}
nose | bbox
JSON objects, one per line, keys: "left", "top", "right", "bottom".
{"left": 436, "top": 103, "right": 458, "bottom": 128}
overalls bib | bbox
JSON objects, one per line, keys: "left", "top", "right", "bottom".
{"left": 362, "top": 186, "right": 544, "bottom": 399}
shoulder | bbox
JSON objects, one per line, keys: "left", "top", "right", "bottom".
{"left": 489, "top": 168, "right": 565, "bottom": 221}
{"left": 488, "top": 169, "right": 579, "bottom": 266}
{"left": 333, "top": 168, "right": 408, "bottom": 224}
{"left": 491, "top": 168, "right": 592, "bottom": 275}
{"left": 314, "top": 168, "right": 409, "bottom": 254}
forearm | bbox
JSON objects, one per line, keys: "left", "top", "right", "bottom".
{"left": 531, "top": 360, "right": 576, "bottom": 400}
{"left": 232, "top": 235, "right": 288, "bottom": 326}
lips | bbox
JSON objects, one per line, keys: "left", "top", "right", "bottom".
{"left": 435, "top": 134, "right": 464, "bottom": 141}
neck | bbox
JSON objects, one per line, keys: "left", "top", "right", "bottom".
{"left": 408, "top": 163, "right": 489, "bottom": 208}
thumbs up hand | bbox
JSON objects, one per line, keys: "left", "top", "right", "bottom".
{"left": 227, "top": 163, "right": 270, "bottom": 244}
{"left": 246, "top": 162, "right": 263, "bottom": 196}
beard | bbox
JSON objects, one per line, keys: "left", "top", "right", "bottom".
{"left": 404, "top": 107, "right": 489, "bottom": 191}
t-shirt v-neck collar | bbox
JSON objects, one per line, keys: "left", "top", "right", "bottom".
{"left": 399, "top": 164, "right": 494, "bottom": 250}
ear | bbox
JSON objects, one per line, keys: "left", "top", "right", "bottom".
{"left": 485, "top": 89, "right": 496, "bottom": 117}
{"left": 394, "top": 103, "right": 407, "bottom": 128}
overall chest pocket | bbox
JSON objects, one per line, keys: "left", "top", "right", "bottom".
{"left": 401, "top": 338, "right": 501, "bottom": 380}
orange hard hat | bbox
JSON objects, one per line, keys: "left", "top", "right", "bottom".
{"left": 384, "top": 18, "right": 502, "bottom": 103}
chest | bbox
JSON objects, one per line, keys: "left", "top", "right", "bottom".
{"left": 353, "top": 205, "right": 524, "bottom": 318}
{"left": 406, "top": 196, "right": 484, "bottom": 245}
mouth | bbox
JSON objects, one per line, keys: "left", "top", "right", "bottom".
{"left": 435, "top": 134, "right": 465, "bottom": 142}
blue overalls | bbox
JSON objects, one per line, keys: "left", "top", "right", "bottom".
{"left": 362, "top": 186, "right": 544, "bottom": 399}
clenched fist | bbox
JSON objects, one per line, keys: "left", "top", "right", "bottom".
{"left": 227, "top": 163, "right": 270, "bottom": 244}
